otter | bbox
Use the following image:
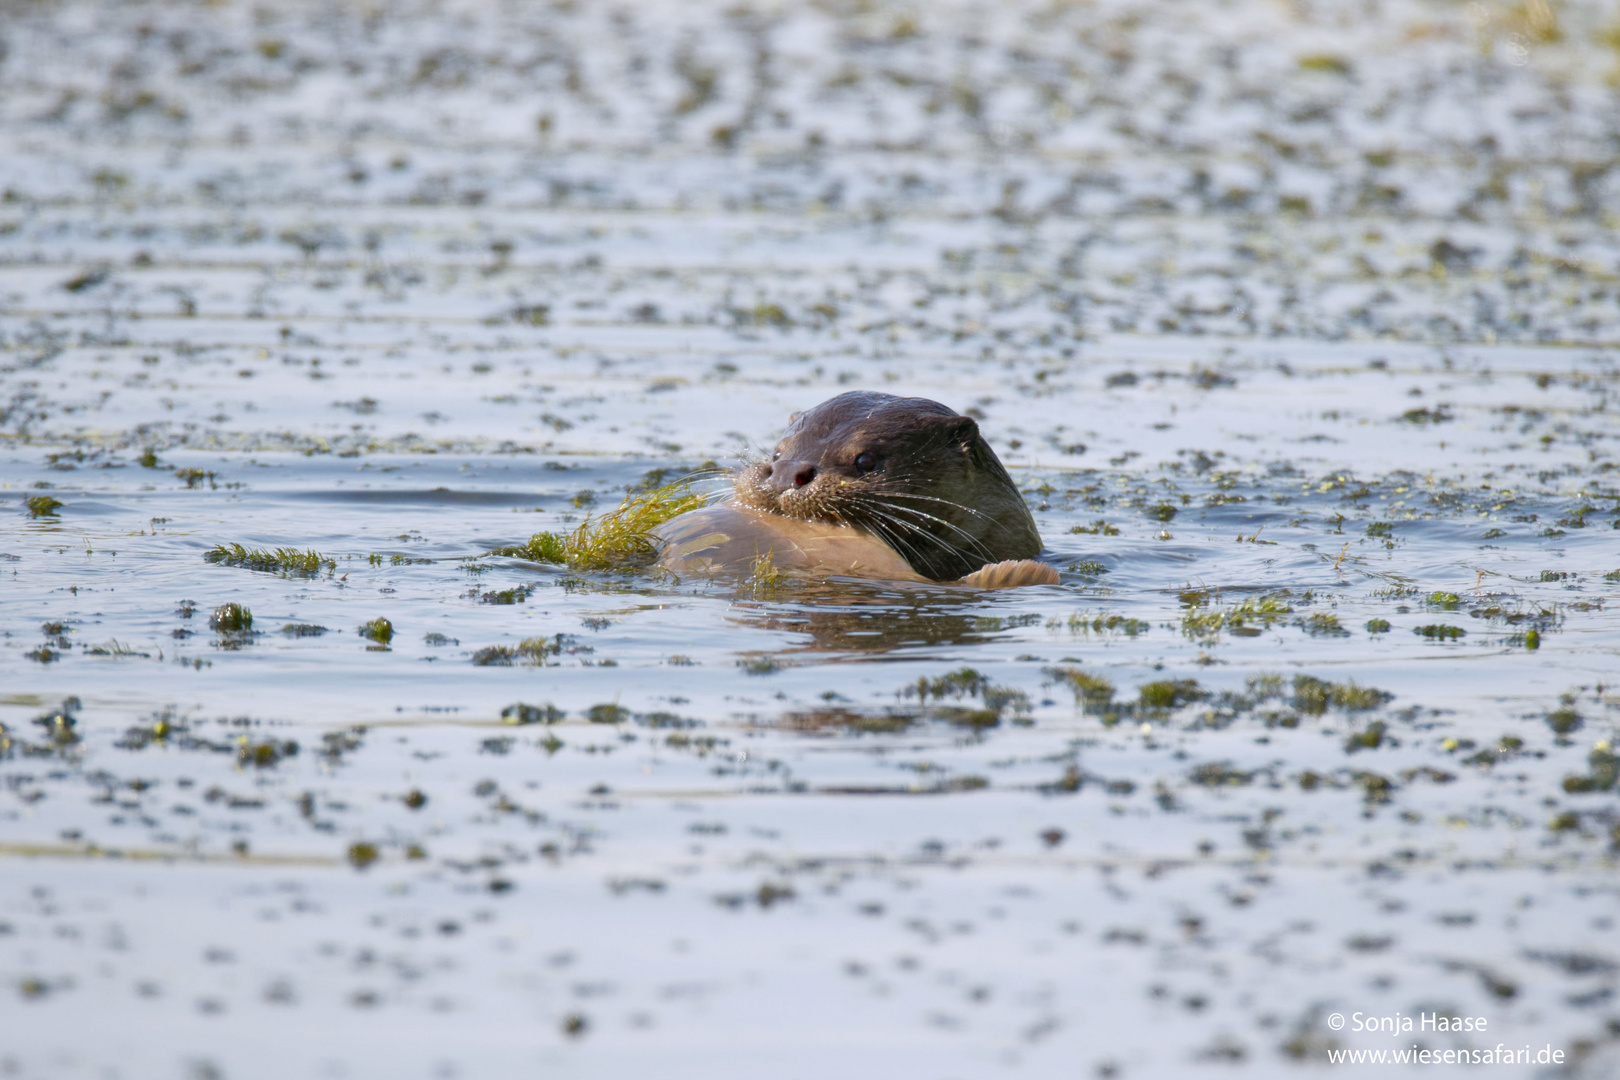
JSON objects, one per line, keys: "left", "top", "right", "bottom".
{"left": 653, "top": 392, "right": 1058, "bottom": 588}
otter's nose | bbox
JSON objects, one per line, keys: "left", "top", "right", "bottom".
{"left": 769, "top": 460, "right": 817, "bottom": 491}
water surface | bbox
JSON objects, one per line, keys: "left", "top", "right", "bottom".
{"left": 3, "top": 1, "right": 1619, "bottom": 1077}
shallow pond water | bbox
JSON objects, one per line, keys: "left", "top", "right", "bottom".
{"left": 3, "top": 1, "right": 1620, "bottom": 1078}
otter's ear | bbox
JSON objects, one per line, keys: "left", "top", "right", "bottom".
{"left": 941, "top": 414, "right": 979, "bottom": 446}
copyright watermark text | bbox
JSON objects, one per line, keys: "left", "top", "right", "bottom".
{"left": 1324, "top": 1012, "right": 1565, "bottom": 1066}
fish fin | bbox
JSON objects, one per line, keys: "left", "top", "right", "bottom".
{"left": 957, "top": 559, "right": 1060, "bottom": 589}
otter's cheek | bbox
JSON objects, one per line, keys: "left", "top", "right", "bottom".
{"left": 740, "top": 467, "right": 788, "bottom": 512}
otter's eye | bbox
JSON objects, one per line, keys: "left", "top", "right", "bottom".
{"left": 854, "top": 451, "right": 876, "bottom": 473}
{"left": 771, "top": 450, "right": 781, "bottom": 462}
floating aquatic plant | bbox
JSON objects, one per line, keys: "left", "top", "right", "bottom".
{"left": 907, "top": 668, "right": 990, "bottom": 701}
{"left": 471, "top": 635, "right": 566, "bottom": 666}
{"left": 1300, "top": 612, "right": 1348, "bottom": 637}
{"left": 1292, "top": 676, "right": 1391, "bottom": 714}
{"left": 205, "top": 543, "right": 335, "bottom": 576}
{"left": 479, "top": 585, "right": 535, "bottom": 605}
{"left": 25, "top": 495, "right": 63, "bottom": 518}
{"left": 1050, "top": 611, "right": 1148, "bottom": 637}
{"left": 209, "top": 603, "right": 253, "bottom": 633}
{"left": 1181, "top": 591, "right": 1292, "bottom": 640}
{"left": 1344, "top": 721, "right": 1389, "bottom": 753}
{"left": 237, "top": 737, "right": 298, "bottom": 768}
{"left": 1138, "top": 679, "right": 1206, "bottom": 711}
{"left": 358, "top": 617, "right": 394, "bottom": 644}
{"left": 501, "top": 702, "right": 564, "bottom": 725}
{"left": 745, "top": 550, "right": 785, "bottom": 597}
{"left": 1562, "top": 748, "right": 1618, "bottom": 794}
{"left": 1045, "top": 666, "right": 1115, "bottom": 710}
{"left": 899, "top": 668, "right": 1029, "bottom": 728}
{"left": 1067, "top": 519, "right": 1119, "bottom": 535}
{"left": 489, "top": 482, "right": 705, "bottom": 571}
{"left": 347, "top": 842, "right": 380, "bottom": 870}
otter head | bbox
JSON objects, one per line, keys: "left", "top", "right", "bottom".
{"left": 734, "top": 391, "right": 1042, "bottom": 581}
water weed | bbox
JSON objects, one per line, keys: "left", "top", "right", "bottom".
{"left": 491, "top": 483, "right": 704, "bottom": 572}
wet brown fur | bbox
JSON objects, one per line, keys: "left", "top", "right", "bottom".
{"left": 732, "top": 391, "right": 1043, "bottom": 581}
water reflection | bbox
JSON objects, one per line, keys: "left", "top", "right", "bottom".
{"left": 725, "top": 577, "right": 1049, "bottom": 654}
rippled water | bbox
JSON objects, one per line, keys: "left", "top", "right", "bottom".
{"left": 3, "top": 2, "right": 1619, "bottom": 1077}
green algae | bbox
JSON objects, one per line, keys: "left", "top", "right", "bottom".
{"left": 471, "top": 635, "right": 567, "bottom": 666}
{"left": 175, "top": 468, "right": 215, "bottom": 489}
{"left": 1298, "top": 53, "right": 1352, "bottom": 74}
{"left": 208, "top": 603, "right": 253, "bottom": 634}
{"left": 1068, "top": 519, "right": 1119, "bottom": 535}
{"left": 1189, "top": 761, "right": 1254, "bottom": 786}
{"left": 1562, "top": 748, "right": 1619, "bottom": 794}
{"left": 491, "top": 482, "right": 704, "bottom": 571}
{"left": 1301, "top": 612, "right": 1348, "bottom": 637}
{"left": 24, "top": 495, "right": 64, "bottom": 519}
{"left": 358, "top": 617, "right": 394, "bottom": 645}
{"left": 1045, "top": 666, "right": 1115, "bottom": 711}
{"left": 237, "top": 738, "right": 298, "bottom": 768}
{"left": 346, "top": 842, "right": 380, "bottom": 870}
{"left": 478, "top": 585, "right": 535, "bottom": 605}
{"left": 745, "top": 550, "right": 787, "bottom": 598}
{"left": 780, "top": 707, "right": 916, "bottom": 734}
{"left": 1353, "top": 771, "right": 1395, "bottom": 805}
{"left": 1292, "top": 676, "right": 1391, "bottom": 714}
{"left": 898, "top": 668, "right": 1031, "bottom": 728}
{"left": 30, "top": 701, "right": 80, "bottom": 748}
{"left": 1051, "top": 611, "right": 1149, "bottom": 637}
{"left": 320, "top": 728, "right": 366, "bottom": 763}
{"left": 1139, "top": 679, "right": 1206, "bottom": 711}
{"left": 1344, "top": 721, "right": 1389, "bottom": 753}
{"left": 908, "top": 668, "right": 990, "bottom": 701}
{"left": 205, "top": 543, "right": 335, "bottom": 577}
{"left": 1180, "top": 591, "right": 1292, "bottom": 640}
{"left": 1546, "top": 704, "right": 1583, "bottom": 736}
{"left": 501, "top": 702, "right": 564, "bottom": 725}
{"left": 89, "top": 640, "right": 159, "bottom": 660}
